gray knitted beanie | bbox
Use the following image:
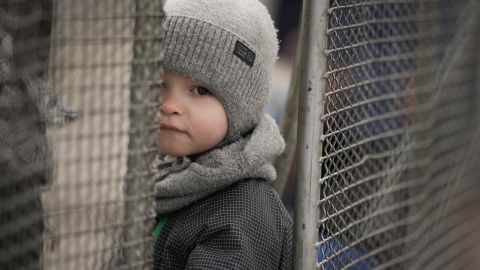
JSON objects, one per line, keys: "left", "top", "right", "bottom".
{"left": 163, "top": 0, "right": 279, "bottom": 143}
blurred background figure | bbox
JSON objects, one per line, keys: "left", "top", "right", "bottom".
{"left": 0, "top": 19, "right": 49, "bottom": 269}
{"left": 0, "top": 1, "right": 76, "bottom": 269}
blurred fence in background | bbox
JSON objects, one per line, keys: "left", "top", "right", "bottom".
{"left": 293, "top": 0, "right": 480, "bottom": 269}
{"left": 0, "top": 0, "right": 164, "bottom": 269}
{"left": 2, "top": 0, "right": 480, "bottom": 269}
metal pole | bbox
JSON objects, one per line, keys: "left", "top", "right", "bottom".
{"left": 272, "top": 29, "right": 302, "bottom": 195}
{"left": 122, "top": 0, "right": 164, "bottom": 269}
{"left": 294, "top": 0, "right": 329, "bottom": 269}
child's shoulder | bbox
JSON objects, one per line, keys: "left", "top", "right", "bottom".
{"left": 207, "top": 179, "right": 284, "bottom": 212}
{"left": 165, "top": 178, "right": 292, "bottom": 244}
{"left": 156, "top": 179, "right": 293, "bottom": 269}
{"left": 181, "top": 178, "right": 291, "bottom": 225}
{"left": 215, "top": 178, "right": 277, "bottom": 201}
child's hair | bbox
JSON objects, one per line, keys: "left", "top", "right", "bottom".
{"left": 163, "top": 0, "right": 279, "bottom": 143}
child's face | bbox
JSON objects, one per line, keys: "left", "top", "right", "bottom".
{"left": 157, "top": 71, "right": 228, "bottom": 157}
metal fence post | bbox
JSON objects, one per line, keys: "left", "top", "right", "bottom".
{"left": 122, "top": 0, "right": 164, "bottom": 268}
{"left": 272, "top": 26, "right": 302, "bottom": 195}
{"left": 294, "top": 0, "right": 329, "bottom": 269}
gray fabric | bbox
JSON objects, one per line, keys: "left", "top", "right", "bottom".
{"left": 1, "top": 23, "right": 77, "bottom": 128}
{"left": 0, "top": 25, "right": 13, "bottom": 82}
{"left": 23, "top": 77, "right": 78, "bottom": 127}
{"left": 163, "top": 0, "right": 279, "bottom": 143}
{"left": 0, "top": 21, "right": 47, "bottom": 270}
{"left": 154, "top": 114, "right": 284, "bottom": 214}
{"left": 154, "top": 179, "right": 293, "bottom": 270}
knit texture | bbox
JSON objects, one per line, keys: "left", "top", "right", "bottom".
{"left": 154, "top": 114, "right": 284, "bottom": 214}
{"left": 163, "top": 0, "right": 279, "bottom": 143}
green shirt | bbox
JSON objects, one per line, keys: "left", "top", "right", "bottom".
{"left": 152, "top": 214, "right": 169, "bottom": 247}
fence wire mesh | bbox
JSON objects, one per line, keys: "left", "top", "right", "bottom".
{"left": 3, "top": 0, "right": 480, "bottom": 269}
{"left": 318, "top": 0, "right": 480, "bottom": 269}
{"left": 1, "top": 0, "right": 164, "bottom": 269}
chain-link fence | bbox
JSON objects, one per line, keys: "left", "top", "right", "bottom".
{"left": 3, "top": 0, "right": 480, "bottom": 269}
{"left": 294, "top": 0, "right": 480, "bottom": 269}
{"left": 1, "top": 0, "right": 164, "bottom": 269}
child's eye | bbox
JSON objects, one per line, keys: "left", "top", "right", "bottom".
{"left": 191, "top": 86, "right": 210, "bottom": 96}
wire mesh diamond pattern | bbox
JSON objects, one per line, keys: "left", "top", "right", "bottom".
{"left": 318, "top": 0, "right": 480, "bottom": 269}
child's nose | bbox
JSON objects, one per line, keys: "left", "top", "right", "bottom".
{"left": 160, "top": 93, "right": 183, "bottom": 115}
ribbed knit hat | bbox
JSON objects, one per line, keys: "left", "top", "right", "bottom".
{"left": 163, "top": 0, "right": 279, "bottom": 143}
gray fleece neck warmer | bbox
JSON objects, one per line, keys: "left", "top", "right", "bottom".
{"left": 154, "top": 114, "right": 285, "bottom": 214}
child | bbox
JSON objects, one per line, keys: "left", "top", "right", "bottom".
{"left": 153, "top": 0, "right": 293, "bottom": 269}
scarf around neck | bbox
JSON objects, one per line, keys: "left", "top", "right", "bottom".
{"left": 154, "top": 114, "right": 285, "bottom": 215}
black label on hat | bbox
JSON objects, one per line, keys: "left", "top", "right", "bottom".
{"left": 233, "top": 40, "right": 255, "bottom": 67}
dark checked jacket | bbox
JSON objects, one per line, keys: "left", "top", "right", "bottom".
{"left": 154, "top": 179, "right": 293, "bottom": 270}
{"left": 153, "top": 115, "right": 293, "bottom": 270}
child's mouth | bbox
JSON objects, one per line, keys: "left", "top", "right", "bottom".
{"left": 160, "top": 122, "right": 185, "bottom": 133}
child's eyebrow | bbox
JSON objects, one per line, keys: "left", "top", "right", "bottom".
{"left": 188, "top": 78, "right": 202, "bottom": 86}
{"left": 192, "top": 83, "right": 209, "bottom": 88}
